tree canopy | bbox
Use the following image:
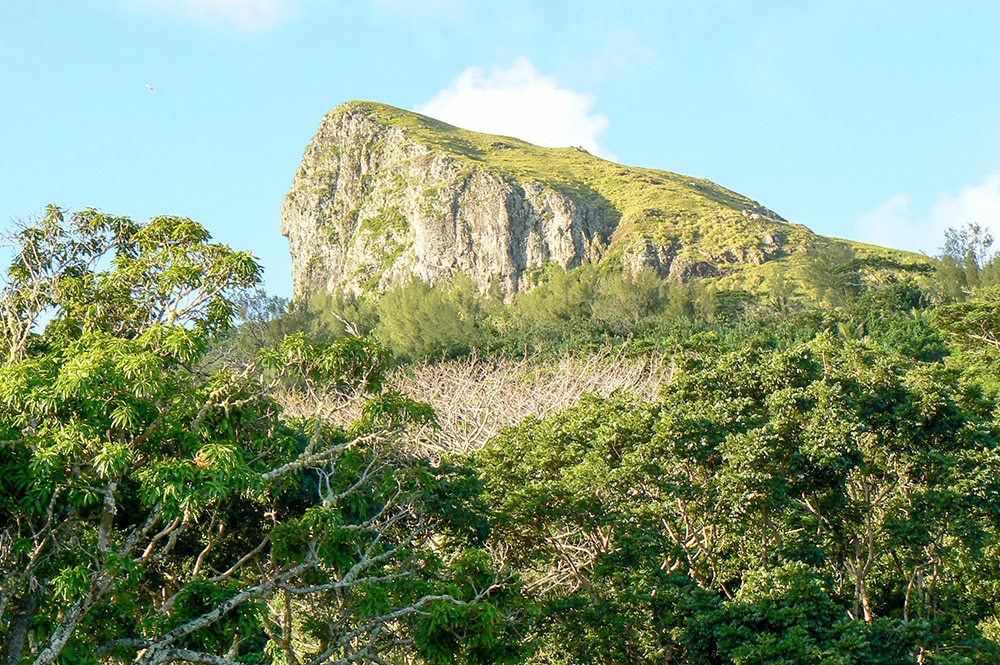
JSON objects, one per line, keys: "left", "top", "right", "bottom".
{"left": 4, "top": 207, "right": 1000, "bottom": 665}
{"left": 0, "top": 208, "right": 511, "bottom": 665}
{"left": 475, "top": 334, "right": 1000, "bottom": 663}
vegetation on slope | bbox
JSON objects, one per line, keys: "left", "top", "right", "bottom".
{"left": 244, "top": 221, "right": 1000, "bottom": 664}
{"left": 336, "top": 101, "right": 926, "bottom": 281}
{"left": 476, "top": 334, "right": 1000, "bottom": 663}
{"left": 4, "top": 204, "right": 1000, "bottom": 665}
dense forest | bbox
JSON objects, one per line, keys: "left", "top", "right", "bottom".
{"left": 2, "top": 207, "right": 1000, "bottom": 664}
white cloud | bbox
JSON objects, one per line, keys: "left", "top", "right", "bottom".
{"left": 416, "top": 58, "right": 616, "bottom": 161}
{"left": 854, "top": 173, "right": 1000, "bottom": 255}
{"left": 124, "top": 0, "right": 290, "bottom": 33}
{"left": 855, "top": 195, "right": 916, "bottom": 249}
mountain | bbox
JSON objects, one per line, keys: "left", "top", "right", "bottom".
{"left": 281, "top": 101, "right": 915, "bottom": 301}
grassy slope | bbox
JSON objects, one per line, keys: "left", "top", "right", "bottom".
{"left": 336, "top": 101, "right": 928, "bottom": 285}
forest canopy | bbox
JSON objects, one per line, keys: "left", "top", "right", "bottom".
{"left": 0, "top": 208, "right": 511, "bottom": 665}
{"left": 1, "top": 208, "right": 1000, "bottom": 664}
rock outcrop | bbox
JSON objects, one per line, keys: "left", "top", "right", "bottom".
{"left": 282, "top": 101, "right": 812, "bottom": 301}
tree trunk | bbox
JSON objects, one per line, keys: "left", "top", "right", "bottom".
{"left": 1, "top": 590, "right": 40, "bottom": 665}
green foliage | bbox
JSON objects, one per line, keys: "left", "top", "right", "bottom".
{"left": 375, "top": 275, "right": 487, "bottom": 361}
{"left": 0, "top": 208, "right": 510, "bottom": 665}
{"left": 17, "top": 202, "right": 995, "bottom": 664}
{"left": 286, "top": 233, "right": 946, "bottom": 365}
{"left": 935, "top": 223, "right": 1000, "bottom": 302}
{"left": 474, "top": 335, "right": 1000, "bottom": 663}
{"left": 943, "top": 223, "right": 996, "bottom": 272}
{"left": 358, "top": 206, "right": 407, "bottom": 235}
{"left": 309, "top": 289, "right": 380, "bottom": 338}
{"left": 933, "top": 285, "right": 1000, "bottom": 395}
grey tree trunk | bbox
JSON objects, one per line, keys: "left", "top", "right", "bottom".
{"left": 1, "top": 590, "right": 40, "bottom": 665}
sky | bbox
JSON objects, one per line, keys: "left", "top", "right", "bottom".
{"left": 2, "top": 1, "right": 1000, "bottom": 297}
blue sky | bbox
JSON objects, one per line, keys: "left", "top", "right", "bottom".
{"left": 2, "top": 1, "right": 999, "bottom": 297}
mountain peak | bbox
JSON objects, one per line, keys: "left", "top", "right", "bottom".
{"left": 281, "top": 101, "right": 868, "bottom": 301}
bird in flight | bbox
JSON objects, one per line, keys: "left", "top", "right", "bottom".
{"left": 146, "top": 84, "right": 156, "bottom": 93}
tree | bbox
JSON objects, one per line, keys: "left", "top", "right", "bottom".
{"left": 937, "top": 223, "right": 999, "bottom": 299}
{"left": 475, "top": 335, "right": 1000, "bottom": 663}
{"left": 934, "top": 286, "right": 1000, "bottom": 356}
{"left": 375, "top": 276, "right": 486, "bottom": 361}
{"left": 0, "top": 208, "right": 509, "bottom": 665}
{"left": 933, "top": 285, "right": 1000, "bottom": 398}
{"left": 942, "top": 223, "right": 995, "bottom": 273}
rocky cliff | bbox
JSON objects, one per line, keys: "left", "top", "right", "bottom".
{"left": 282, "top": 101, "right": 818, "bottom": 301}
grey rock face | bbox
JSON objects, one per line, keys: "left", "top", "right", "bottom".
{"left": 281, "top": 105, "right": 614, "bottom": 301}
{"left": 281, "top": 102, "right": 811, "bottom": 303}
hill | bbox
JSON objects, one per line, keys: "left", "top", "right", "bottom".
{"left": 282, "top": 101, "right": 925, "bottom": 301}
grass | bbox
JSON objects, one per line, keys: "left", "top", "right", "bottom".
{"left": 358, "top": 206, "right": 407, "bottom": 235}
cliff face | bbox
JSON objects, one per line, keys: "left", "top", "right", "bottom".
{"left": 282, "top": 101, "right": 811, "bottom": 301}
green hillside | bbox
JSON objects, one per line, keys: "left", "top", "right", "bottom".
{"left": 345, "top": 100, "right": 927, "bottom": 279}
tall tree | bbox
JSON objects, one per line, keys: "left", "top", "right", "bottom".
{"left": 0, "top": 208, "right": 508, "bottom": 665}
{"left": 942, "top": 223, "right": 995, "bottom": 273}
{"left": 476, "top": 336, "right": 1000, "bottom": 663}
{"left": 938, "top": 222, "right": 999, "bottom": 299}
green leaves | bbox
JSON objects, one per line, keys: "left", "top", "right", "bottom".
{"left": 0, "top": 208, "right": 512, "bottom": 665}
{"left": 477, "top": 336, "right": 1000, "bottom": 663}
{"left": 93, "top": 443, "right": 132, "bottom": 479}
{"left": 375, "top": 276, "right": 486, "bottom": 361}
{"left": 53, "top": 565, "right": 93, "bottom": 603}
{"left": 259, "top": 332, "right": 388, "bottom": 394}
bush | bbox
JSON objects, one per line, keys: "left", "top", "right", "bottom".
{"left": 375, "top": 275, "right": 486, "bottom": 361}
